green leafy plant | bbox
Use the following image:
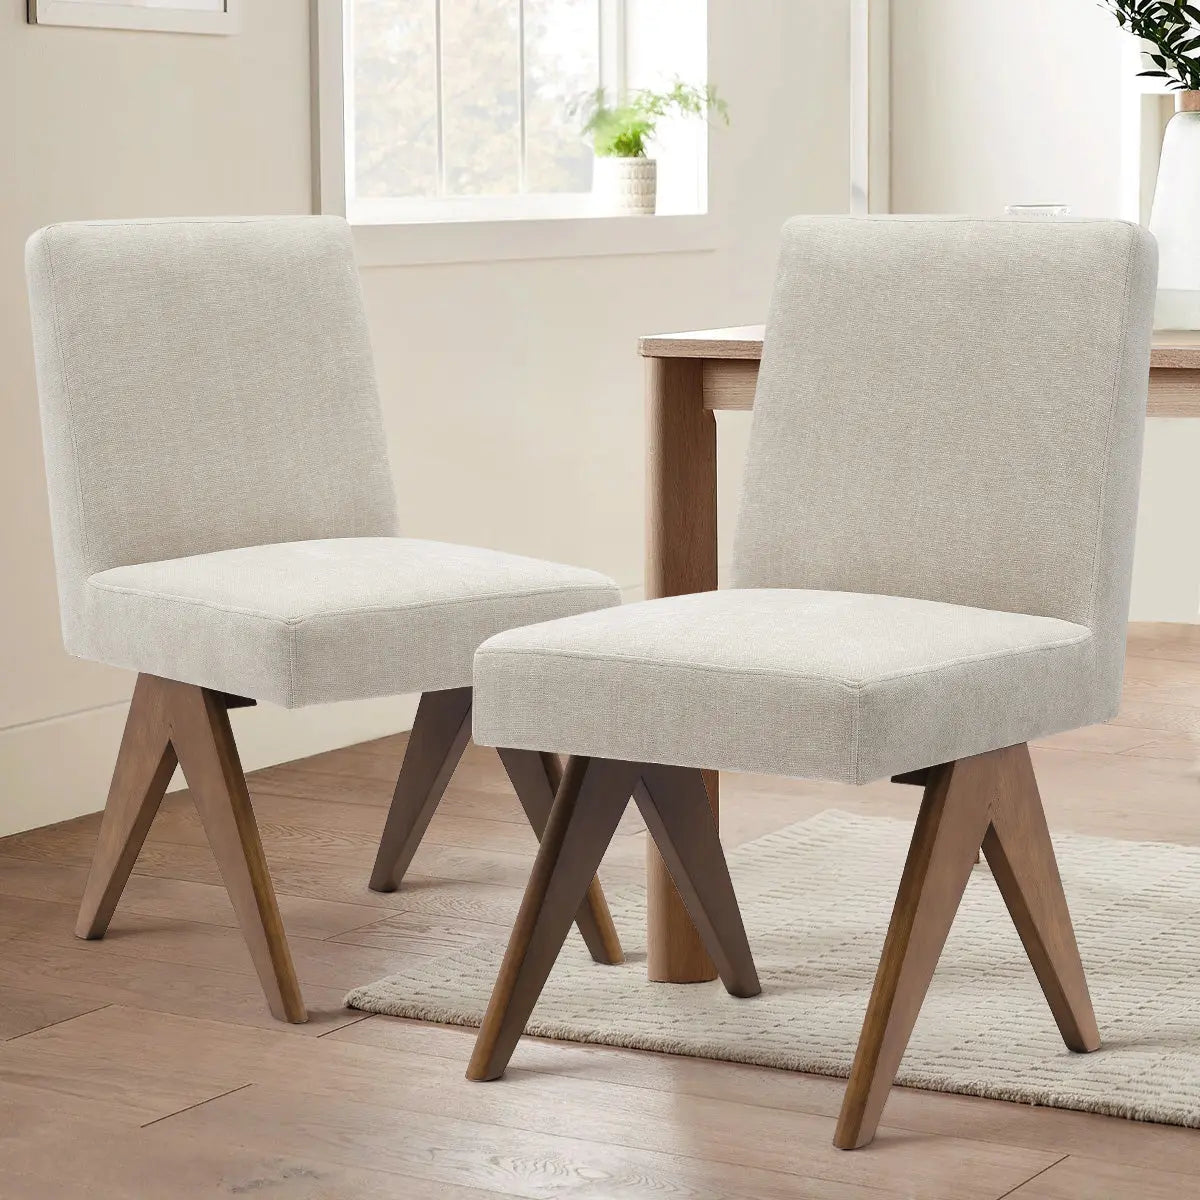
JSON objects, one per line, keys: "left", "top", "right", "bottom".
{"left": 579, "top": 81, "right": 729, "bottom": 158}
{"left": 1103, "top": 1, "right": 1200, "bottom": 91}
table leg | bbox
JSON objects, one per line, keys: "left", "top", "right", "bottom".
{"left": 644, "top": 355, "right": 719, "bottom": 983}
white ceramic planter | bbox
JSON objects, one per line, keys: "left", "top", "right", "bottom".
{"left": 1150, "top": 103, "right": 1200, "bottom": 329}
{"left": 592, "top": 156, "right": 657, "bottom": 216}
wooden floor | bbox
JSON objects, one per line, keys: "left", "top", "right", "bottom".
{"left": 0, "top": 623, "right": 1199, "bottom": 1197}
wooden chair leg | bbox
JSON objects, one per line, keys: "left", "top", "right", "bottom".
{"left": 835, "top": 743, "right": 1098, "bottom": 1150}
{"left": 635, "top": 765, "right": 760, "bottom": 998}
{"left": 468, "top": 756, "right": 642, "bottom": 1082}
{"left": 498, "top": 748, "right": 624, "bottom": 965}
{"left": 369, "top": 687, "right": 473, "bottom": 893}
{"left": 166, "top": 680, "right": 307, "bottom": 1024}
{"left": 835, "top": 756, "right": 992, "bottom": 1149}
{"left": 76, "top": 674, "right": 178, "bottom": 939}
{"left": 983, "top": 743, "right": 1099, "bottom": 1053}
{"left": 893, "top": 764, "right": 979, "bottom": 863}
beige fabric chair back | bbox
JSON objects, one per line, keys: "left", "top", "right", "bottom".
{"left": 26, "top": 216, "right": 398, "bottom": 649}
{"left": 732, "top": 216, "right": 1157, "bottom": 703}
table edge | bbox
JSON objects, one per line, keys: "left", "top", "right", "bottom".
{"left": 638, "top": 334, "right": 764, "bottom": 361}
{"left": 639, "top": 332, "right": 1200, "bottom": 370}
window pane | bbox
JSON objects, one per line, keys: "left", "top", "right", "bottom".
{"left": 523, "top": 0, "right": 599, "bottom": 194}
{"left": 352, "top": 1, "right": 439, "bottom": 201}
{"left": 441, "top": 0, "right": 521, "bottom": 196}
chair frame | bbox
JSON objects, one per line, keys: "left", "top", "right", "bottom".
{"left": 80, "top": 678, "right": 624, "bottom": 1025}
{"left": 369, "top": 685, "right": 624, "bottom": 966}
{"left": 77, "top": 673, "right": 307, "bottom": 1023}
{"left": 465, "top": 744, "right": 1098, "bottom": 1151}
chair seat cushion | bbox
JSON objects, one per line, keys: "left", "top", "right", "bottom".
{"left": 472, "top": 589, "right": 1100, "bottom": 784}
{"left": 84, "top": 538, "right": 620, "bottom": 708}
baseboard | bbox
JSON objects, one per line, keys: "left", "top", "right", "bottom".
{"left": 0, "top": 692, "right": 420, "bottom": 838}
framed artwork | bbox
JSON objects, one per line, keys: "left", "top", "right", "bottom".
{"left": 27, "top": 0, "right": 239, "bottom": 35}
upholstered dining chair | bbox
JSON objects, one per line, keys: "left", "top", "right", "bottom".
{"left": 25, "top": 215, "right": 624, "bottom": 1025}
{"left": 462, "top": 216, "right": 1157, "bottom": 1148}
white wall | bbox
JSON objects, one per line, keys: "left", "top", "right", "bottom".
{"left": 0, "top": 0, "right": 851, "bottom": 834}
{"left": 366, "top": 1, "right": 849, "bottom": 584}
{"left": 891, "top": 0, "right": 1200, "bottom": 622}
{"left": 0, "top": 0, "right": 374, "bottom": 837}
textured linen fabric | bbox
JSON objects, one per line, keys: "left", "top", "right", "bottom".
{"left": 86, "top": 538, "right": 619, "bottom": 708}
{"left": 732, "top": 216, "right": 1157, "bottom": 726}
{"left": 26, "top": 216, "right": 398, "bottom": 653}
{"left": 473, "top": 219, "right": 1157, "bottom": 782}
{"left": 473, "top": 590, "right": 1094, "bottom": 784}
{"left": 25, "top": 216, "right": 620, "bottom": 706}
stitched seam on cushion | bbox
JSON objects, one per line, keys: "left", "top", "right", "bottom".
{"left": 41, "top": 232, "right": 92, "bottom": 565}
{"left": 287, "top": 621, "right": 298, "bottom": 708}
{"left": 850, "top": 685, "right": 861, "bottom": 783}
{"left": 477, "top": 631, "right": 1093, "bottom": 691}
{"left": 798, "top": 217, "right": 1142, "bottom": 226}
{"left": 853, "top": 638, "right": 1092, "bottom": 783}
{"left": 852, "top": 631, "right": 1091, "bottom": 684}
{"left": 40, "top": 218, "right": 327, "bottom": 232}
{"left": 1084, "top": 228, "right": 1140, "bottom": 629}
{"left": 85, "top": 579, "right": 617, "bottom": 626}
{"left": 286, "top": 585, "right": 617, "bottom": 627}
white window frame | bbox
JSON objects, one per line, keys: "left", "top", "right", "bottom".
{"left": 28, "top": 0, "right": 239, "bottom": 34}
{"left": 849, "top": 0, "right": 890, "bottom": 216}
{"left": 312, "top": 0, "right": 717, "bottom": 266}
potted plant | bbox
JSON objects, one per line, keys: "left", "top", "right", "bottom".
{"left": 579, "top": 81, "right": 729, "bottom": 216}
{"left": 1104, "top": 0, "right": 1200, "bottom": 100}
{"left": 1104, "top": 1, "right": 1200, "bottom": 327}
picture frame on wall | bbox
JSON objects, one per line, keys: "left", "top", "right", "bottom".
{"left": 27, "top": 0, "right": 239, "bottom": 35}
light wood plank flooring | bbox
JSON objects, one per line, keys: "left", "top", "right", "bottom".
{"left": 0, "top": 622, "right": 1198, "bottom": 1197}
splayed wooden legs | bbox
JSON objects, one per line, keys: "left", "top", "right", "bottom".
{"left": 835, "top": 744, "right": 1098, "bottom": 1149}
{"left": 369, "top": 689, "right": 623, "bottom": 964}
{"left": 467, "top": 758, "right": 758, "bottom": 1082}
{"left": 369, "top": 687, "right": 474, "bottom": 893}
{"left": 636, "top": 766, "right": 758, "bottom": 997}
{"left": 468, "top": 744, "right": 1095, "bottom": 1152}
{"left": 982, "top": 746, "right": 1100, "bottom": 1055}
{"left": 498, "top": 748, "right": 624, "bottom": 965}
{"left": 76, "top": 674, "right": 305, "bottom": 1023}
{"left": 76, "top": 675, "right": 178, "bottom": 940}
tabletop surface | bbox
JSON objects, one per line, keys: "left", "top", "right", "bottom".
{"left": 640, "top": 325, "right": 1200, "bottom": 369}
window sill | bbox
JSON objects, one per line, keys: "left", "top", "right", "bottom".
{"left": 351, "top": 213, "right": 718, "bottom": 268}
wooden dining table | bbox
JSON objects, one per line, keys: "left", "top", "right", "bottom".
{"left": 638, "top": 324, "right": 1200, "bottom": 985}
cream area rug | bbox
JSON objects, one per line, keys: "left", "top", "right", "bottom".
{"left": 347, "top": 809, "right": 1200, "bottom": 1127}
